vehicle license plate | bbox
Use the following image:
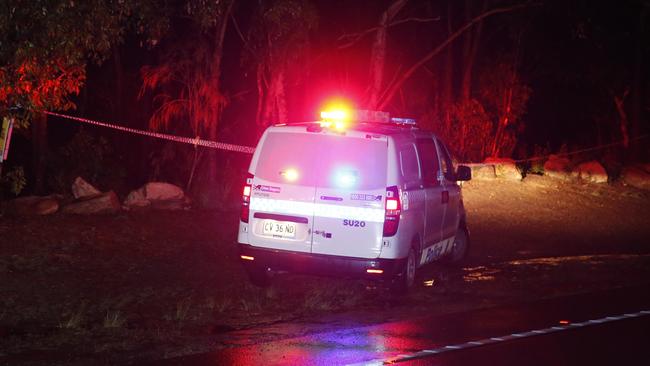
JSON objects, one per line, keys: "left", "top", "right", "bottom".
{"left": 262, "top": 220, "right": 296, "bottom": 238}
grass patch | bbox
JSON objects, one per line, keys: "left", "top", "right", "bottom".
{"left": 103, "top": 310, "right": 126, "bottom": 328}
{"left": 59, "top": 303, "right": 86, "bottom": 329}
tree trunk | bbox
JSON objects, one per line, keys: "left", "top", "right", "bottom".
{"left": 460, "top": 0, "right": 486, "bottom": 102}
{"left": 491, "top": 33, "right": 521, "bottom": 157}
{"left": 441, "top": 1, "right": 454, "bottom": 133}
{"left": 614, "top": 90, "right": 630, "bottom": 149}
{"left": 255, "top": 63, "right": 265, "bottom": 130}
{"left": 202, "top": 0, "right": 234, "bottom": 207}
{"left": 31, "top": 112, "right": 48, "bottom": 194}
{"left": 113, "top": 46, "right": 125, "bottom": 123}
{"left": 367, "top": 0, "right": 407, "bottom": 109}
{"left": 274, "top": 71, "right": 288, "bottom": 124}
{"left": 630, "top": 7, "right": 647, "bottom": 159}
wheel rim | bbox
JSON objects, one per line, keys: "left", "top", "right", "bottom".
{"left": 452, "top": 230, "right": 467, "bottom": 260}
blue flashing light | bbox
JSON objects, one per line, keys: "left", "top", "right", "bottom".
{"left": 334, "top": 170, "right": 358, "bottom": 188}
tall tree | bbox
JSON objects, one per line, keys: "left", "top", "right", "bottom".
{"left": 244, "top": 0, "right": 317, "bottom": 131}
{"left": 366, "top": 0, "right": 407, "bottom": 109}
{"left": 0, "top": 0, "right": 168, "bottom": 193}
{"left": 140, "top": 0, "right": 234, "bottom": 203}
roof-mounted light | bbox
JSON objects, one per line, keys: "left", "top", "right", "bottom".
{"left": 320, "top": 110, "right": 348, "bottom": 121}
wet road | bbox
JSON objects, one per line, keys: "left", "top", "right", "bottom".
{"left": 153, "top": 285, "right": 650, "bottom": 365}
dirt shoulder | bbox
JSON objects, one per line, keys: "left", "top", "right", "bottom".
{"left": 1, "top": 176, "right": 649, "bottom": 365}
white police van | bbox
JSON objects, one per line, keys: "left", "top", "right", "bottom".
{"left": 238, "top": 110, "right": 471, "bottom": 290}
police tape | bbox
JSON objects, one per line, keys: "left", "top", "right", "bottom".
{"left": 43, "top": 110, "right": 648, "bottom": 163}
{"left": 43, "top": 111, "right": 256, "bottom": 154}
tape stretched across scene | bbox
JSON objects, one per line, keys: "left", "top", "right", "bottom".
{"left": 44, "top": 111, "right": 256, "bottom": 154}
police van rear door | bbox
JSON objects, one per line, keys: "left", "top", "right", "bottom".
{"left": 248, "top": 128, "right": 317, "bottom": 253}
{"left": 310, "top": 132, "right": 387, "bottom": 258}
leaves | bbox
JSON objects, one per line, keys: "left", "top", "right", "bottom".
{"left": 0, "top": 0, "right": 170, "bottom": 117}
{"left": 2, "top": 166, "right": 27, "bottom": 196}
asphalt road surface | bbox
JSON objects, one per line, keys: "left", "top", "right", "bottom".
{"left": 153, "top": 285, "right": 650, "bottom": 365}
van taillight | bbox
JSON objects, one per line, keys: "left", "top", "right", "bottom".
{"left": 383, "top": 185, "right": 401, "bottom": 237}
{"left": 241, "top": 173, "right": 253, "bottom": 223}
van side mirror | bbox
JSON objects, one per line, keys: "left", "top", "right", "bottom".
{"left": 456, "top": 165, "right": 471, "bottom": 181}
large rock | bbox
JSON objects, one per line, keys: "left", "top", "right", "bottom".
{"left": 144, "top": 182, "right": 184, "bottom": 201}
{"left": 573, "top": 161, "right": 608, "bottom": 183}
{"left": 483, "top": 157, "right": 522, "bottom": 180}
{"left": 544, "top": 154, "right": 572, "bottom": 180}
{"left": 5, "top": 196, "right": 60, "bottom": 215}
{"left": 467, "top": 164, "right": 496, "bottom": 180}
{"left": 621, "top": 166, "right": 650, "bottom": 190}
{"left": 62, "top": 191, "right": 121, "bottom": 214}
{"left": 71, "top": 176, "right": 101, "bottom": 199}
{"left": 123, "top": 187, "right": 150, "bottom": 208}
{"left": 123, "top": 182, "right": 187, "bottom": 210}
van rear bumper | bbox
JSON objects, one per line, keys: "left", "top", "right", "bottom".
{"left": 238, "top": 244, "right": 406, "bottom": 280}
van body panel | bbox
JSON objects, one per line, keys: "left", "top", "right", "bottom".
{"left": 309, "top": 133, "right": 388, "bottom": 258}
{"left": 248, "top": 176, "right": 315, "bottom": 253}
{"left": 239, "top": 120, "right": 470, "bottom": 280}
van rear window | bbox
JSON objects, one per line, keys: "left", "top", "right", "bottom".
{"left": 255, "top": 132, "right": 387, "bottom": 190}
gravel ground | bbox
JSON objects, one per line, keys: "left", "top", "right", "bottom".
{"left": 1, "top": 174, "right": 649, "bottom": 365}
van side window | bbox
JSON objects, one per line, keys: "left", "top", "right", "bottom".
{"left": 438, "top": 140, "right": 455, "bottom": 181}
{"left": 416, "top": 138, "right": 440, "bottom": 187}
{"left": 399, "top": 144, "right": 420, "bottom": 182}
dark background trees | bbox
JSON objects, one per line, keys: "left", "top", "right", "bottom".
{"left": 1, "top": 0, "right": 648, "bottom": 202}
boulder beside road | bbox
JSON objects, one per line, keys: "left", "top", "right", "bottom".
{"left": 483, "top": 157, "right": 522, "bottom": 181}
{"left": 544, "top": 154, "right": 572, "bottom": 180}
{"left": 71, "top": 177, "right": 101, "bottom": 199}
{"left": 621, "top": 166, "right": 650, "bottom": 190}
{"left": 4, "top": 196, "right": 60, "bottom": 215}
{"left": 467, "top": 164, "right": 497, "bottom": 180}
{"left": 573, "top": 161, "right": 608, "bottom": 183}
{"left": 123, "top": 182, "right": 188, "bottom": 210}
{"left": 144, "top": 182, "right": 184, "bottom": 201}
{"left": 62, "top": 191, "right": 121, "bottom": 215}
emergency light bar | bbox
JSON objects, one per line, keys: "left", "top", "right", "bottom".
{"left": 389, "top": 117, "right": 417, "bottom": 126}
{"left": 320, "top": 108, "right": 417, "bottom": 126}
{"left": 354, "top": 110, "right": 390, "bottom": 123}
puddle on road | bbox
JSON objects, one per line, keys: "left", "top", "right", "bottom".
{"left": 416, "top": 254, "right": 650, "bottom": 295}
{"left": 506, "top": 254, "right": 650, "bottom": 266}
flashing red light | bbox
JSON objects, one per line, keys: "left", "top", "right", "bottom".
{"left": 383, "top": 186, "right": 401, "bottom": 237}
{"left": 559, "top": 320, "right": 570, "bottom": 325}
{"left": 241, "top": 173, "right": 253, "bottom": 222}
{"left": 366, "top": 269, "right": 384, "bottom": 274}
{"left": 240, "top": 255, "right": 255, "bottom": 261}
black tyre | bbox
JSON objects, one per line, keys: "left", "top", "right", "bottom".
{"left": 392, "top": 248, "right": 417, "bottom": 294}
{"left": 245, "top": 265, "right": 271, "bottom": 287}
{"left": 447, "top": 227, "right": 469, "bottom": 264}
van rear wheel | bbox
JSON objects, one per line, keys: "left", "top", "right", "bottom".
{"left": 392, "top": 248, "right": 416, "bottom": 293}
{"left": 447, "top": 227, "right": 469, "bottom": 264}
{"left": 245, "top": 265, "right": 270, "bottom": 287}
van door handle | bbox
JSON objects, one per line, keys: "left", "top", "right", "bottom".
{"left": 441, "top": 191, "right": 449, "bottom": 204}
